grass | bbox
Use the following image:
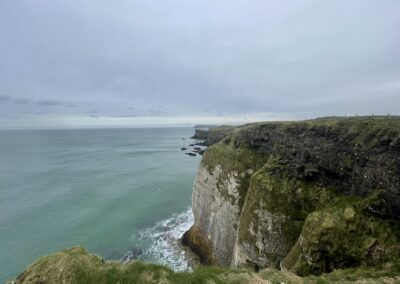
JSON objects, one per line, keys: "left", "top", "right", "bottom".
{"left": 9, "top": 247, "right": 400, "bottom": 284}
{"left": 236, "top": 116, "right": 400, "bottom": 149}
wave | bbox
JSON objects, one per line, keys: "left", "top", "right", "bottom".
{"left": 121, "top": 208, "right": 194, "bottom": 272}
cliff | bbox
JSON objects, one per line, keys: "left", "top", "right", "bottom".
{"left": 183, "top": 117, "right": 400, "bottom": 276}
{"left": 191, "top": 129, "right": 209, "bottom": 140}
{"left": 191, "top": 126, "right": 235, "bottom": 146}
{"left": 9, "top": 117, "right": 400, "bottom": 283}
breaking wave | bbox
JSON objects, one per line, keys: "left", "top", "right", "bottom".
{"left": 121, "top": 208, "right": 194, "bottom": 272}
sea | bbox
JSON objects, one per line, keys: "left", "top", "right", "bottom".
{"left": 0, "top": 127, "right": 202, "bottom": 283}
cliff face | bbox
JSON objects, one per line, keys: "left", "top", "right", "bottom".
{"left": 233, "top": 118, "right": 400, "bottom": 218}
{"left": 191, "top": 129, "right": 209, "bottom": 140}
{"left": 184, "top": 117, "right": 400, "bottom": 275}
{"left": 191, "top": 127, "right": 234, "bottom": 146}
{"left": 183, "top": 143, "right": 268, "bottom": 266}
{"left": 206, "top": 127, "right": 235, "bottom": 146}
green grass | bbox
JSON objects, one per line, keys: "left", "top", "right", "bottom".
{"left": 9, "top": 247, "right": 400, "bottom": 284}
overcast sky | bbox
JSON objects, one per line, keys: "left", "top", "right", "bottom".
{"left": 0, "top": 0, "right": 399, "bottom": 128}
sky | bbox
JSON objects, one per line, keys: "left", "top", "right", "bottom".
{"left": 0, "top": 0, "right": 399, "bottom": 128}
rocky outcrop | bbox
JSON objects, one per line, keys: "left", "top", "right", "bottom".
{"left": 191, "top": 129, "right": 209, "bottom": 140}
{"left": 183, "top": 117, "right": 400, "bottom": 275}
{"left": 206, "top": 127, "right": 234, "bottom": 146}
{"left": 281, "top": 201, "right": 400, "bottom": 276}
{"left": 191, "top": 126, "right": 234, "bottom": 146}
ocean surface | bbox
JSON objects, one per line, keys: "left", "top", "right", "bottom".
{"left": 0, "top": 127, "right": 201, "bottom": 282}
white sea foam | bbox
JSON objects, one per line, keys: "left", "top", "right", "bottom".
{"left": 122, "top": 208, "right": 194, "bottom": 271}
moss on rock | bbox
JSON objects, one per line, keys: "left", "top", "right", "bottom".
{"left": 236, "top": 156, "right": 338, "bottom": 268}
{"left": 232, "top": 116, "right": 400, "bottom": 219}
{"left": 202, "top": 141, "right": 269, "bottom": 209}
{"left": 282, "top": 199, "right": 400, "bottom": 276}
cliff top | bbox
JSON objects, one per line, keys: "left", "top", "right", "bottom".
{"left": 241, "top": 116, "right": 400, "bottom": 131}
{"left": 193, "top": 124, "right": 236, "bottom": 129}
{"left": 234, "top": 116, "right": 400, "bottom": 156}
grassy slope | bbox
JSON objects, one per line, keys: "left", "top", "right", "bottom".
{"left": 9, "top": 247, "right": 400, "bottom": 284}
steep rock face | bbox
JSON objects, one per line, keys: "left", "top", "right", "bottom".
{"left": 191, "top": 129, "right": 209, "bottom": 140}
{"left": 233, "top": 164, "right": 336, "bottom": 269}
{"left": 184, "top": 117, "right": 400, "bottom": 275}
{"left": 184, "top": 165, "right": 240, "bottom": 266}
{"left": 233, "top": 118, "right": 400, "bottom": 219}
{"left": 206, "top": 127, "right": 234, "bottom": 146}
{"left": 191, "top": 127, "right": 234, "bottom": 146}
{"left": 183, "top": 142, "right": 268, "bottom": 266}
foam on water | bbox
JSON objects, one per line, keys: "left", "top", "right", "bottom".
{"left": 122, "top": 208, "right": 194, "bottom": 271}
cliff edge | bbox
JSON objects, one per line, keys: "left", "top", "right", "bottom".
{"left": 183, "top": 117, "right": 400, "bottom": 275}
{"left": 191, "top": 126, "right": 235, "bottom": 146}
{"left": 9, "top": 247, "right": 400, "bottom": 283}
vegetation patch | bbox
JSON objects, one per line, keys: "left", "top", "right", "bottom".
{"left": 9, "top": 247, "right": 400, "bottom": 284}
{"left": 237, "top": 157, "right": 338, "bottom": 267}
{"left": 282, "top": 198, "right": 400, "bottom": 276}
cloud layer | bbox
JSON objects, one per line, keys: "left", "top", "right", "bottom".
{"left": 0, "top": 0, "right": 399, "bottom": 128}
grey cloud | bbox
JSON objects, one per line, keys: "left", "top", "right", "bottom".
{"left": 15, "top": 97, "right": 78, "bottom": 108}
{"left": 7, "top": 115, "right": 20, "bottom": 119}
{"left": 0, "top": 0, "right": 399, "bottom": 128}
{"left": 14, "top": 98, "right": 32, "bottom": 105}
{"left": 37, "top": 99, "right": 61, "bottom": 106}
{"left": 23, "top": 111, "right": 46, "bottom": 115}
{"left": 0, "top": 95, "right": 11, "bottom": 103}
{"left": 109, "top": 114, "right": 141, "bottom": 118}
{"left": 108, "top": 109, "right": 169, "bottom": 118}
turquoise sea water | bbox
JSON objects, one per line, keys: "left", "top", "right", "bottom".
{"left": 0, "top": 128, "right": 201, "bottom": 282}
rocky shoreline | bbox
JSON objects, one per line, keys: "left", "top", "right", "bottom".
{"left": 180, "top": 126, "right": 234, "bottom": 157}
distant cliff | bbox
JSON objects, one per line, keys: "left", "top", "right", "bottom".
{"left": 183, "top": 117, "right": 400, "bottom": 276}
{"left": 191, "top": 129, "right": 209, "bottom": 140}
{"left": 191, "top": 126, "right": 234, "bottom": 146}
